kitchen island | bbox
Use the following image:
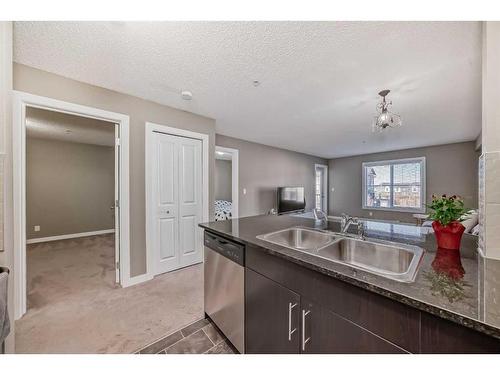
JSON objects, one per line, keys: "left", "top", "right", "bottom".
{"left": 200, "top": 214, "right": 500, "bottom": 353}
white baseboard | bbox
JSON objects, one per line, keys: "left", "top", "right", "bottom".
{"left": 26, "top": 229, "right": 115, "bottom": 244}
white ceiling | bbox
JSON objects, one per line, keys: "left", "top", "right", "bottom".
{"left": 14, "top": 21, "right": 482, "bottom": 158}
{"left": 26, "top": 106, "right": 115, "bottom": 146}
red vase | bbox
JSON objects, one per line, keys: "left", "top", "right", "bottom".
{"left": 431, "top": 247, "right": 465, "bottom": 279}
{"left": 432, "top": 220, "right": 465, "bottom": 250}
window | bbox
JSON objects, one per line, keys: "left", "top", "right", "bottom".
{"left": 315, "top": 164, "right": 328, "bottom": 212}
{"left": 362, "top": 157, "right": 425, "bottom": 212}
{"left": 315, "top": 171, "right": 322, "bottom": 210}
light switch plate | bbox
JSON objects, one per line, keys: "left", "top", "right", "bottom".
{"left": 34, "top": 225, "right": 40, "bottom": 232}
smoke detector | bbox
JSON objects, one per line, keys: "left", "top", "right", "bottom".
{"left": 181, "top": 90, "right": 193, "bottom": 100}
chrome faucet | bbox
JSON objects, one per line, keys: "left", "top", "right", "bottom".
{"left": 340, "top": 213, "right": 357, "bottom": 232}
{"left": 313, "top": 208, "right": 328, "bottom": 224}
{"left": 356, "top": 221, "right": 365, "bottom": 241}
{"left": 340, "top": 213, "right": 365, "bottom": 240}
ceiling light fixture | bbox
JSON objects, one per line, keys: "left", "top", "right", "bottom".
{"left": 252, "top": 80, "right": 260, "bottom": 87}
{"left": 372, "top": 90, "right": 402, "bottom": 133}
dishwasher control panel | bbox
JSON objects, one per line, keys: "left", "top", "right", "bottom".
{"left": 204, "top": 231, "right": 245, "bottom": 266}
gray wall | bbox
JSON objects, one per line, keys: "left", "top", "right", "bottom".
{"left": 215, "top": 159, "right": 232, "bottom": 201}
{"left": 14, "top": 63, "right": 216, "bottom": 277}
{"left": 26, "top": 138, "right": 115, "bottom": 239}
{"left": 216, "top": 134, "right": 327, "bottom": 217}
{"left": 328, "top": 141, "right": 479, "bottom": 223}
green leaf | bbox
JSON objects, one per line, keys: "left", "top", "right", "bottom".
{"left": 427, "top": 194, "right": 466, "bottom": 226}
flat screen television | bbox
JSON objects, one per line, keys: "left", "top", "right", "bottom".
{"left": 277, "top": 187, "right": 306, "bottom": 214}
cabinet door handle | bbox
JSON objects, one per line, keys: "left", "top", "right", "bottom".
{"left": 288, "top": 302, "right": 297, "bottom": 341}
{"left": 302, "top": 309, "right": 311, "bottom": 351}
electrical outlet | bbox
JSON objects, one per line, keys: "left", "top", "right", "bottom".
{"left": 34, "top": 225, "right": 40, "bottom": 232}
{"left": 369, "top": 212, "right": 373, "bottom": 217}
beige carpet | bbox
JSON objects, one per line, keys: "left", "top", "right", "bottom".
{"left": 15, "top": 234, "right": 204, "bottom": 353}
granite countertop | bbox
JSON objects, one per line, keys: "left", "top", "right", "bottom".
{"left": 199, "top": 214, "right": 500, "bottom": 339}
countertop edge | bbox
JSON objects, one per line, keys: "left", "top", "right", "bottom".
{"left": 200, "top": 223, "right": 500, "bottom": 340}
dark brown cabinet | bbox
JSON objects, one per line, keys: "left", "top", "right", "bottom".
{"left": 301, "top": 299, "right": 406, "bottom": 353}
{"left": 245, "top": 268, "right": 300, "bottom": 353}
{"left": 244, "top": 243, "right": 500, "bottom": 354}
{"left": 245, "top": 268, "right": 406, "bottom": 354}
{"left": 420, "top": 312, "right": 500, "bottom": 354}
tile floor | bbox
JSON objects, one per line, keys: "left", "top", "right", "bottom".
{"left": 136, "top": 318, "right": 237, "bottom": 354}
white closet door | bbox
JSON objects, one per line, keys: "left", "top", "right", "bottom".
{"left": 152, "top": 131, "right": 203, "bottom": 275}
{"left": 153, "top": 133, "right": 179, "bottom": 274}
{"left": 178, "top": 137, "right": 203, "bottom": 267}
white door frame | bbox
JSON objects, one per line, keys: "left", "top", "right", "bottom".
{"left": 145, "top": 122, "right": 209, "bottom": 278}
{"left": 315, "top": 163, "right": 328, "bottom": 212}
{"left": 215, "top": 146, "right": 239, "bottom": 218}
{"left": 13, "top": 91, "right": 131, "bottom": 319}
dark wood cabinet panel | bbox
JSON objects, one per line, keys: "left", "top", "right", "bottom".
{"left": 246, "top": 245, "right": 420, "bottom": 352}
{"left": 245, "top": 268, "right": 300, "bottom": 353}
{"left": 365, "top": 292, "right": 420, "bottom": 352}
{"left": 301, "top": 299, "right": 407, "bottom": 354}
{"left": 244, "top": 244, "right": 500, "bottom": 354}
{"left": 420, "top": 313, "right": 500, "bottom": 354}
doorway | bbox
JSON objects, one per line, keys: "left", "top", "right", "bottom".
{"left": 24, "top": 106, "right": 118, "bottom": 297}
{"left": 13, "top": 91, "right": 130, "bottom": 319}
{"left": 214, "top": 146, "right": 239, "bottom": 221}
{"left": 145, "top": 122, "right": 209, "bottom": 277}
{"left": 315, "top": 164, "right": 328, "bottom": 213}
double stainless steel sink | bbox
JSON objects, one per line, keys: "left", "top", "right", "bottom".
{"left": 256, "top": 227, "right": 424, "bottom": 282}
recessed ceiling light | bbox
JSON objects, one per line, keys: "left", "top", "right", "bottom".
{"left": 64, "top": 129, "right": 72, "bottom": 134}
{"left": 181, "top": 90, "right": 193, "bottom": 100}
{"left": 252, "top": 80, "right": 260, "bottom": 87}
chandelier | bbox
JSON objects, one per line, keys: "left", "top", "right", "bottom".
{"left": 372, "top": 89, "right": 402, "bottom": 132}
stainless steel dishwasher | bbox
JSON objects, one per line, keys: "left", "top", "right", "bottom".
{"left": 204, "top": 231, "right": 245, "bottom": 353}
